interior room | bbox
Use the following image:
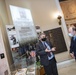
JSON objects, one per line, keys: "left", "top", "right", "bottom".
{"left": 0, "top": 0, "right": 76, "bottom": 75}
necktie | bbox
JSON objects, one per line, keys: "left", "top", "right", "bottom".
{"left": 43, "top": 42, "right": 51, "bottom": 57}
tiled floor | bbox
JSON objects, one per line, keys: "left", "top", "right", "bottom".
{"left": 58, "top": 60, "right": 76, "bottom": 75}
{"left": 55, "top": 51, "right": 72, "bottom": 63}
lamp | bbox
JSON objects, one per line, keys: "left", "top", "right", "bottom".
{"left": 57, "top": 15, "right": 62, "bottom": 25}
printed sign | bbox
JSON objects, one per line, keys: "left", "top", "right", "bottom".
{"left": 6, "top": 25, "right": 19, "bottom": 48}
{"left": 10, "top": 5, "right": 37, "bottom": 45}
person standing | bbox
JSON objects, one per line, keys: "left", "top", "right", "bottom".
{"left": 69, "top": 27, "right": 76, "bottom": 60}
{"left": 36, "top": 33, "right": 58, "bottom": 75}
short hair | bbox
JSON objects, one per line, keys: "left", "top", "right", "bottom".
{"left": 72, "top": 23, "right": 76, "bottom": 27}
{"left": 70, "top": 23, "right": 76, "bottom": 27}
{"left": 39, "top": 33, "right": 46, "bottom": 38}
{"left": 73, "top": 27, "right": 76, "bottom": 31}
{"left": 70, "top": 23, "right": 76, "bottom": 31}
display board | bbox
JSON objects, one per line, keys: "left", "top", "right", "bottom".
{"left": 6, "top": 25, "right": 19, "bottom": 48}
{"left": 10, "top": 5, "right": 37, "bottom": 45}
{"left": 9, "top": 5, "right": 36, "bottom": 75}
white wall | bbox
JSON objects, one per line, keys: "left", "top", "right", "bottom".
{"left": 0, "top": 18, "right": 13, "bottom": 75}
{"left": 0, "top": 27, "right": 8, "bottom": 75}
{"left": 5, "top": 0, "right": 61, "bottom": 30}
{"left": 0, "top": 0, "right": 9, "bottom": 25}
{"left": 55, "top": 0, "right": 70, "bottom": 50}
{"left": 0, "top": 0, "right": 13, "bottom": 74}
{"left": 5, "top": 0, "right": 70, "bottom": 50}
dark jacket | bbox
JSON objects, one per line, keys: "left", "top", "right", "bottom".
{"left": 70, "top": 37, "right": 76, "bottom": 57}
{"left": 36, "top": 40, "right": 56, "bottom": 66}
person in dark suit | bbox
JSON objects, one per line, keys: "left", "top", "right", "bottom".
{"left": 36, "top": 33, "right": 58, "bottom": 75}
{"left": 69, "top": 27, "right": 76, "bottom": 60}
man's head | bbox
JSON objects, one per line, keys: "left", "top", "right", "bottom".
{"left": 39, "top": 33, "right": 47, "bottom": 41}
{"left": 72, "top": 27, "right": 76, "bottom": 36}
{"left": 68, "top": 26, "right": 76, "bottom": 37}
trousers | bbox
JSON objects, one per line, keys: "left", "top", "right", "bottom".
{"left": 44, "top": 57, "right": 58, "bottom": 75}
